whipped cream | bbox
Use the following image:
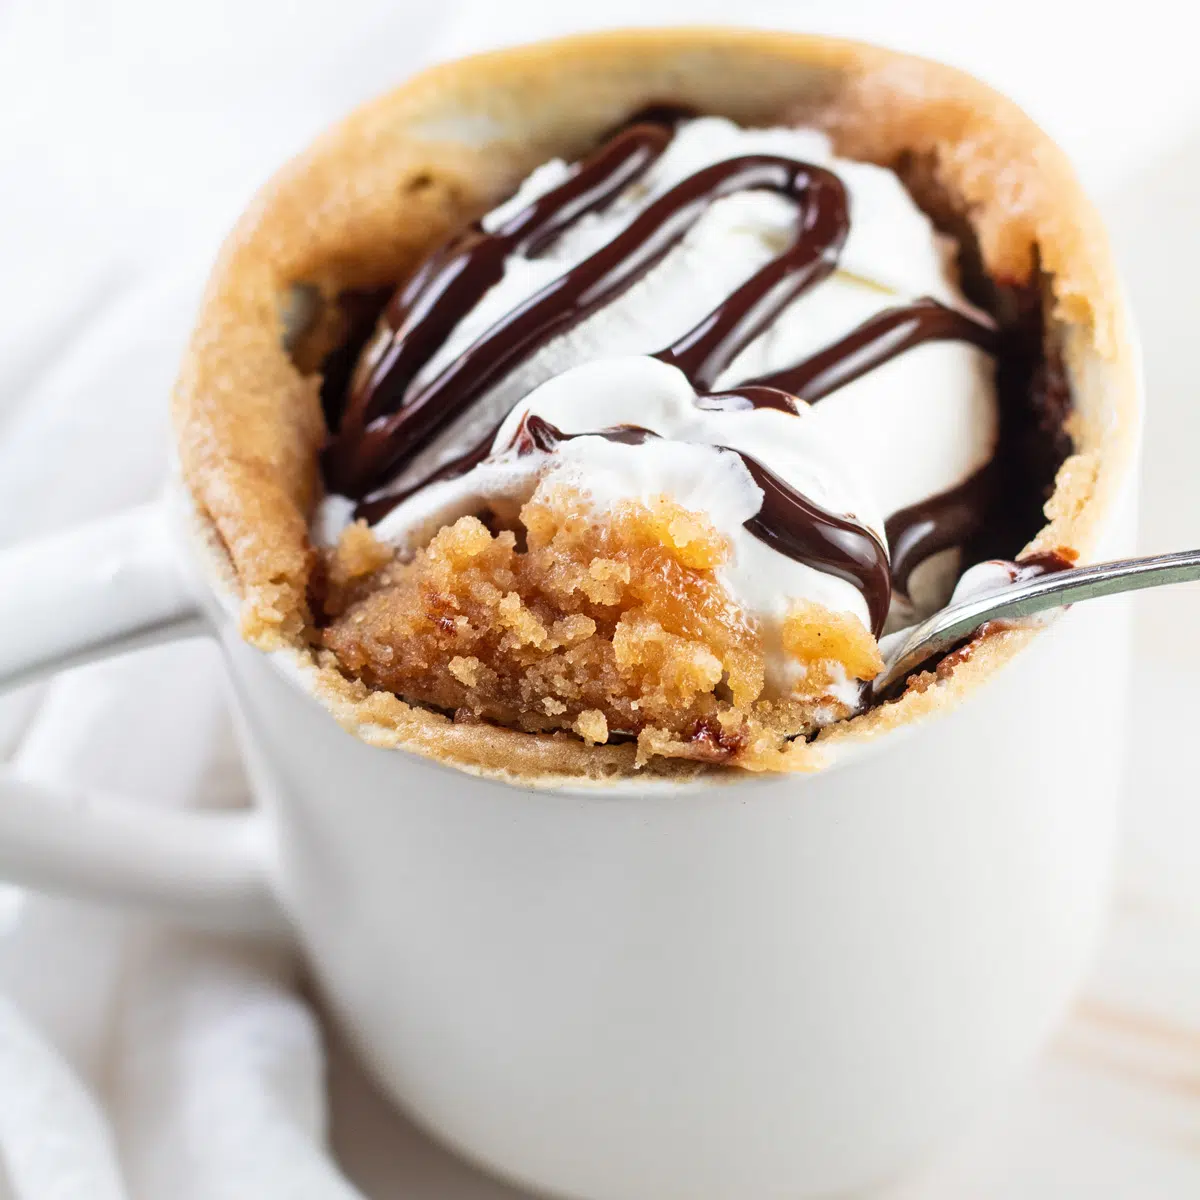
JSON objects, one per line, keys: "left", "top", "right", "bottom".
{"left": 370, "top": 356, "right": 885, "bottom": 693}
{"left": 318, "top": 117, "right": 999, "bottom": 702}
{"left": 381, "top": 118, "right": 996, "bottom": 514}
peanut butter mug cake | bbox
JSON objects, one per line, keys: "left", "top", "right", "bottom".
{"left": 0, "top": 26, "right": 1141, "bottom": 1200}
{"left": 176, "top": 30, "right": 1134, "bottom": 781}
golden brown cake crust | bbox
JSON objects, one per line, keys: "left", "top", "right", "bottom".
{"left": 173, "top": 27, "right": 1138, "bottom": 780}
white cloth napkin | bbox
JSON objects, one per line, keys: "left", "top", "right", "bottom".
{"left": 0, "top": 2, "right": 1197, "bottom": 1197}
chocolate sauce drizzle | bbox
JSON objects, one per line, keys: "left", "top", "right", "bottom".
{"left": 323, "top": 117, "right": 999, "bottom": 627}
{"left": 748, "top": 296, "right": 998, "bottom": 402}
{"left": 885, "top": 465, "right": 995, "bottom": 597}
{"left": 688, "top": 297, "right": 996, "bottom": 419}
{"left": 511, "top": 416, "right": 891, "bottom": 634}
{"left": 512, "top": 413, "right": 657, "bottom": 454}
{"left": 327, "top": 145, "right": 851, "bottom": 497}
{"left": 738, "top": 455, "right": 891, "bottom": 634}
{"left": 324, "top": 119, "right": 675, "bottom": 493}
{"left": 649, "top": 161, "right": 847, "bottom": 391}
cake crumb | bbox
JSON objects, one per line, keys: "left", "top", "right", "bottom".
{"left": 783, "top": 601, "right": 882, "bottom": 695}
{"left": 449, "top": 655, "right": 481, "bottom": 687}
{"left": 334, "top": 520, "right": 393, "bottom": 578}
{"left": 574, "top": 709, "right": 609, "bottom": 745}
{"left": 323, "top": 520, "right": 395, "bottom": 616}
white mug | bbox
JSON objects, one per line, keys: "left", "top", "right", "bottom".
{"left": 0, "top": 444, "right": 1137, "bottom": 1200}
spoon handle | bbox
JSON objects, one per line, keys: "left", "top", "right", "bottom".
{"left": 873, "top": 548, "right": 1200, "bottom": 696}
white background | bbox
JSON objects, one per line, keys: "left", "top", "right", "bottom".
{"left": 0, "top": 2, "right": 1198, "bottom": 1196}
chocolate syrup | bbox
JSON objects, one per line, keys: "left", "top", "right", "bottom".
{"left": 499, "top": 415, "right": 890, "bottom": 636}
{"left": 324, "top": 119, "right": 675, "bottom": 492}
{"left": 354, "top": 413, "right": 655, "bottom": 524}
{"left": 1013, "top": 548, "right": 1076, "bottom": 577}
{"left": 511, "top": 413, "right": 657, "bottom": 454}
{"left": 604, "top": 104, "right": 696, "bottom": 136}
{"left": 694, "top": 386, "right": 800, "bottom": 415}
{"left": 683, "top": 299, "right": 995, "bottom": 423}
{"left": 329, "top": 151, "right": 850, "bottom": 498}
{"left": 738, "top": 455, "right": 890, "bottom": 634}
{"left": 650, "top": 162, "right": 847, "bottom": 390}
{"left": 318, "top": 287, "right": 393, "bottom": 434}
{"left": 885, "top": 466, "right": 995, "bottom": 598}
{"left": 323, "top": 119, "right": 1007, "bottom": 627}
{"left": 745, "top": 297, "right": 997, "bottom": 402}
{"left": 354, "top": 430, "right": 498, "bottom": 527}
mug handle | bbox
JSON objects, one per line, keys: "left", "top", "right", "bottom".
{"left": 0, "top": 504, "right": 287, "bottom": 937}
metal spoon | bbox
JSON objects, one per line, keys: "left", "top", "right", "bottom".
{"left": 872, "top": 548, "right": 1200, "bottom": 697}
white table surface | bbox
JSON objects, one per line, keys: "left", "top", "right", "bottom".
{"left": 2, "top": 2, "right": 1199, "bottom": 1196}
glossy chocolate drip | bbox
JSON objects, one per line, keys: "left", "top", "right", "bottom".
{"left": 512, "top": 413, "right": 657, "bottom": 454}
{"left": 319, "top": 287, "right": 393, "bottom": 434}
{"left": 739, "top": 455, "right": 891, "bottom": 635}
{"left": 327, "top": 149, "right": 849, "bottom": 499}
{"left": 353, "top": 381, "right": 800, "bottom": 522}
{"left": 1013, "top": 549, "right": 1075, "bottom": 577}
{"left": 885, "top": 466, "right": 996, "bottom": 598}
{"left": 354, "top": 413, "right": 656, "bottom": 524}
{"left": 687, "top": 295, "right": 994, "bottom": 415}
{"left": 325, "top": 120, "right": 1013, "bottom": 634}
{"left": 745, "top": 297, "right": 996, "bottom": 403}
{"left": 354, "top": 429, "right": 499, "bottom": 527}
{"left": 324, "top": 119, "right": 674, "bottom": 493}
{"left": 652, "top": 163, "right": 847, "bottom": 390}
{"left": 353, "top": 297, "right": 996, "bottom": 526}
{"left": 693, "top": 385, "right": 800, "bottom": 415}
{"left": 499, "top": 416, "right": 891, "bottom": 636}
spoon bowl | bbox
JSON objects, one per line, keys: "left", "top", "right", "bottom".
{"left": 872, "top": 548, "right": 1200, "bottom": 696}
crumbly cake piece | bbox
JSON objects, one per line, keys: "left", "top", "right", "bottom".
{"left": 321, "top": 490, "right": 881, "bottom": 768}
{"left": 172, "top": 28, "right": 1138, "bottom": 778}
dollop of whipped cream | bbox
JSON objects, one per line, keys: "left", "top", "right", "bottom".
{"left": 363, "top": 355, "right": 885, "bottom": 697}
{"left": 318, "top": 116, "right": 998, "bottom": 700}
